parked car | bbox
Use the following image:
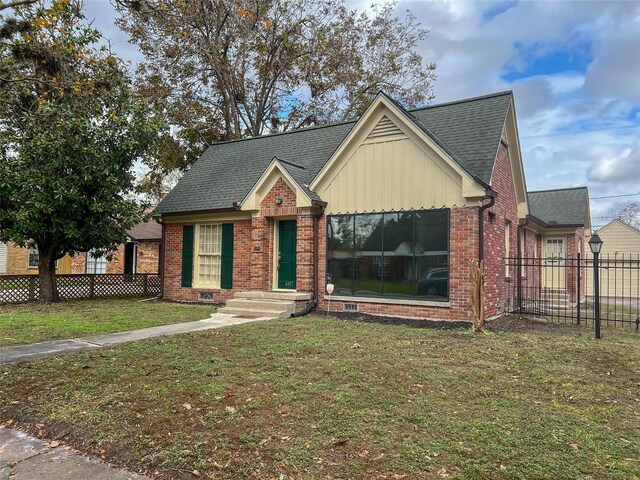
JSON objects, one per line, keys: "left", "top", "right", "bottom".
{"left": 417, "top": 267, "right": 448, "bottom": 297}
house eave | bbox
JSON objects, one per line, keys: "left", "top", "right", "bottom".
{"left": 526, "top": 214, "right": 584, "bottom": 230}
{"left": 159, "top": 203, "right": 242, "bottom": 218}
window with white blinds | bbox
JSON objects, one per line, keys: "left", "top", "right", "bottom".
{"left": 196, "top": 224, "right": 222, "bottom": 287}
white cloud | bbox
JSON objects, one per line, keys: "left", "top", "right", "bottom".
{"left": 587, "top": 145, "right": 640, "bottom": 184}
{"left": 85, "top": 0, "right": 640, "bottom": 216}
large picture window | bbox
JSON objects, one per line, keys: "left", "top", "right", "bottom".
{"left": 327, "top": 209, "right": 449, "bottom": 301}
{"left": 196, "top": 224, "right": 222, "bottom": 287}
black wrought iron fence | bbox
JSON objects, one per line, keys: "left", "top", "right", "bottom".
{"left": 0, "top": 274, "right": 160, "bottom": 304}
{"left": 506, "top": 253, "right": 640, "bottom": 330}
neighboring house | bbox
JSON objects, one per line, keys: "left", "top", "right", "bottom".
{"left": 587, "top": 219, "right": 640, "bottom": 256}
{"left": 0, "top": 243, "right": 72, "bottom": 275}
{"left": 0, "top": 219, "right": 161, "bottom": 276}
{"left": 585, "top": 219, "right": 640, "bottom": 299}
{"left": 154, "top": 90, "right": 591, "bottom": 321}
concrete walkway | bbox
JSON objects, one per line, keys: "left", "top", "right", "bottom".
{"left": 0, "top": 427, "right": 147, "bottom": 479}
{"left": 0, "top": 313, "right": 274, "bottom": 365}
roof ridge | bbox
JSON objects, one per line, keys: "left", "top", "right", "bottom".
{"left": 598, "top": 218, "right": 640, "bottom": 235}
{"left": 408, "top": 90, "right": 513, "bottom": 113}
{"left": 528, "top": 186, "right": 588, "bottom": 194}
{"left": 206, "top": 119, "right": 357, "bottom": 148}
{"left": 274, "top": 156, "right": 306, "bottom": 169}
{"left": 198, "top": 90, "right": 513, "bottom": 149}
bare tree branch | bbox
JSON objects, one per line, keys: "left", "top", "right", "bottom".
{"left": 0, "top": 0, "right": 37, "bottom": 11}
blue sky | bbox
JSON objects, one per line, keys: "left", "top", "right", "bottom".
{"left": 82, "top": 0, "right": 640, "bottom": 227}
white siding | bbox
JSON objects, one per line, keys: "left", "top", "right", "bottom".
{"left": 0, "top": 242, "right": 6, "bottom": 274}
{"left": 585, "top": 221, "right": 640, "bottom": 298}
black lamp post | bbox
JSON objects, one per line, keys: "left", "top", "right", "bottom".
{"left": 588, "top": 233, "right": 603, "bottom": 339}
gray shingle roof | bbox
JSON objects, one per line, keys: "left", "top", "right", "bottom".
{"left": 528, "top": 187, "right": 589, "bottom": 226}
{"left": 410, "top": 92, "right": 512, "bottom": 183}
{"left": 126, "top": 219, "right": 162, "bottom": 241}
{"left": 156, "top": 91, "right": 513, "bottom": 215}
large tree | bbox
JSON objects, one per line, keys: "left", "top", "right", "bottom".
{"left": 116, "top": 0, "right": 437, "bottom": 199}
{"left": 0, "top": 0, "right": 163, "bottom": 302}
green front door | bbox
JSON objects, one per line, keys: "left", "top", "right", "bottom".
{"left": 277, "top": 220, "right": 297, "bottom": 289}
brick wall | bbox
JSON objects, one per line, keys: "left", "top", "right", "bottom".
{"left": 135, "top": 241, "right": 161, "bottom": 273}
{"left": 483, "top": 141, "right": 519, "bottom": 318}
{"left": 71, "top": 254, "right": 86, "bottom": 274}
{"left": 3, "top": 242, "right": 71, "bottom": 275}
{"left": 260, "top": 178, "right": 298, "bottom": 217}
{"left": 296, "top": 214, "right": 314, "bottom": 294}
{"left": 4, "top": 243, "right": 38, "bottom": 275}
{"left": 566, "top": 227, "right": 584, "bottom": 303}
{"left": 316, "top": 207, "right": 479, "bottom": 321}
{"left": 163, "top": 219, "right": 252, "bottom": 303}
{"left": 69, "top": 241, "right": 160, "bottom": 274}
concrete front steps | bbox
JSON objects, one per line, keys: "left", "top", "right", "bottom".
{"left": 541, "top": 288, "right": 572, "bottom": 309}
{"left": 218, "top": 291, "right": 311, "bottom": 318}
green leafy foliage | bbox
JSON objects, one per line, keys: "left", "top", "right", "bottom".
{"left": 0, "top": 0, "right": 165, "bottom": 301}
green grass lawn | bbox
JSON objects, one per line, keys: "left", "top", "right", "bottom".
{"left": 1, "top": 315, "right": 638, "bottom": 479}
{"left": 0, "top": 299, "right": 216, "bottom": 346}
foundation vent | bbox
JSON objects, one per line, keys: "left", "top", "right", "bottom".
{"left": 344, "top": 303, "right": 359, "bottom": 312}
{"left": 199, "top": 292, "right": 214, "bottom": 302}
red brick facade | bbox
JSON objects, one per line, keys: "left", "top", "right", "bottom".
{"left": 163, "top": 219, "right": 252, "bottom": 303}
{"left": 316, "top": 207, "right": 479, "bottom": 321}
{"left": 70, "top": 241, "right": 160, "bottom": 274}
{"left": 159, "top": 161, "right": 586, "bottom": 322}
{"left": 483, "top": 141, "right": 519, "bottom": 318}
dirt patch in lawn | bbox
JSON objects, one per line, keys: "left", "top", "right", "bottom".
{"left": 485, "top": 314, "right": 606, "bottom": 336}
{"left": 327, "top": 310, "right": 595, "bottom": 337}
{"left": 327, "top": 310, "right": 471, "bottom": 330}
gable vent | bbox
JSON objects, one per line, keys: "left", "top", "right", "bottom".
{"left": 343, "top": 303, "right": 359, "bottom": 312}
{"left": 367, "top": 116, "right": 403, "bottom": 140}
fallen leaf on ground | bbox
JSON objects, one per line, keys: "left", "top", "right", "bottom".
{"left": 182, "top": 403, "right": 192, "bottom": 410}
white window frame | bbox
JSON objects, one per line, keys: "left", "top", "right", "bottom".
{"left": 86, "top": 249, "right": 107, "bottom": 274}
{"left": 28, "top": 245, "right": 39, "bottom": 268}
{"left": 27, "top": 246, "right": 58, "bottom": 269}
{"left": 194, "top": 223, "right": 222, "bottom": 288}
{"left": 544, "top": 237, "right": 566, "bottom": 266}
{"left": 505, "top": 221, "right": 511, "bottom": 277}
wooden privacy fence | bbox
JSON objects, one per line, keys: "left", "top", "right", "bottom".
{"left": 0, "top": 274, "right": 160, "bottom": 304}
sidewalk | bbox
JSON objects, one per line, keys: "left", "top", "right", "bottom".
{"left": 0, "top": 427, "right": 147, "bottom": 479}
{"left": 0, "top": 313, "right": 274, "bottom": 365}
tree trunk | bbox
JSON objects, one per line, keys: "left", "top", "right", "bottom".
{"left": 38, "top": 250, "right": 59, "bottom": 303}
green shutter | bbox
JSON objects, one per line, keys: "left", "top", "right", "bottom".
{"left": 221, "top": 223, "right": 234, "bottom": 289}
{"left": 181, "top": 225, "right": 194, "bottom": 287}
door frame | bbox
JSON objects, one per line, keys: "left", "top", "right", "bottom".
{"left": 543, "top": 236, "right": 566, "bottom": 289}
{"left": 124, "top": 241, "right": 137, "bottom": 275}
{"left": 273, "top": 217, "right": 297, "bottom": 291}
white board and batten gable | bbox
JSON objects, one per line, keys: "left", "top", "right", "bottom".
{"left": 309, "top": 94, "right": 488, "bottom": 215}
